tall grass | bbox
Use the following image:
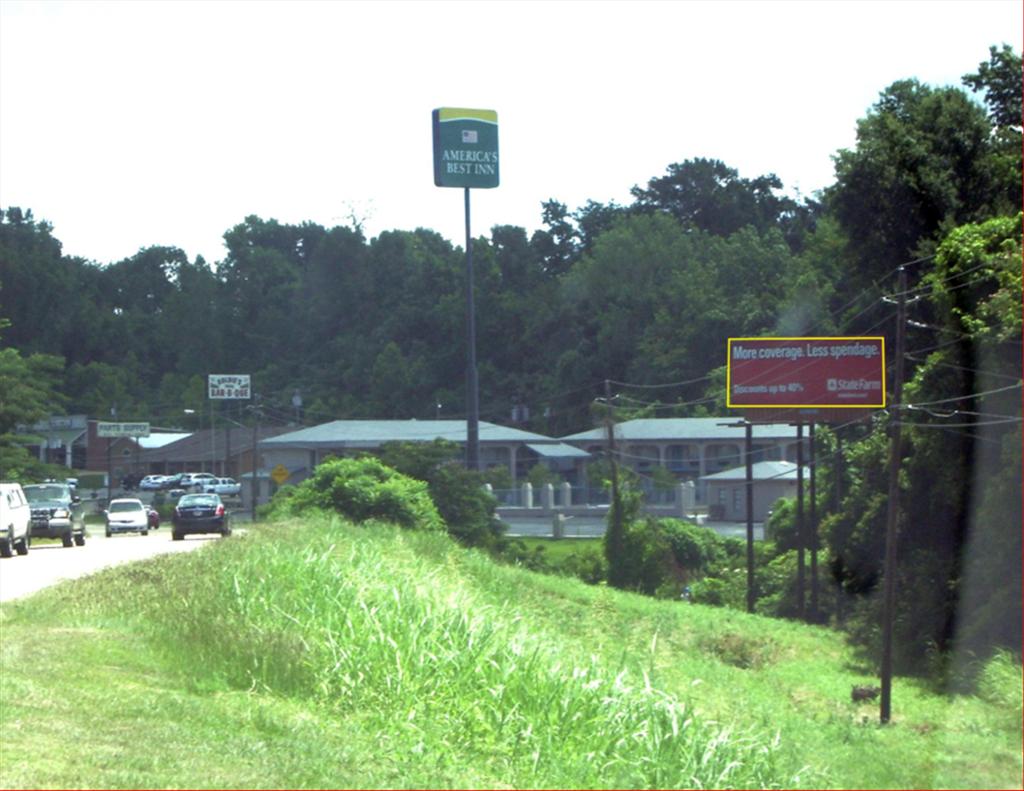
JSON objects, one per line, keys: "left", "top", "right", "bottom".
{"left": 52, "top": 515, "right": 799, "bottom": 789}
{"left": 6, "top": 513, "right": 1020, "bottom": 789}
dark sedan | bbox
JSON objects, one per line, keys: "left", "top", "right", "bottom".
{"left": 171, "top": 493, "right": 231, "bottom": 540}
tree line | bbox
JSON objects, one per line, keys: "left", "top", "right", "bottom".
{"left": 1, "top": 45, "right": 1020, "bottom": 671}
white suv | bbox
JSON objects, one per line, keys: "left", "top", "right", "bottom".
{"left": 0, "top": 483, "right": 31, "bottom": 557}
{"left": 181, "top": 472, "right": 217, "bottom": 491}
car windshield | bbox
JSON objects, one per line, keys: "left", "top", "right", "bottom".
{"left": 24, "top": 485, "right": 67, "bottom": 500}
{"left": 180, "top": 495, "right": 219, "bottom": 506}
{"left": 109, "top": 501, "right": 143, "bottom": 513}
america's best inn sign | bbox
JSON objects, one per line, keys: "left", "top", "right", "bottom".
{"left": 432, "top": 108, "right": 499, "bottom": 189}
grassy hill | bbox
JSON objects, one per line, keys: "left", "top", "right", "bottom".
{"left": 1, "top": 515, "right": 1020, "bottom": 789}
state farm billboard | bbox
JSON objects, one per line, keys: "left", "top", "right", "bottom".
{"left": 727, "top": 337, "right": 886, "bottom": 409}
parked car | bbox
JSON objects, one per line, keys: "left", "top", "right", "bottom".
{"left": 23, "top": 482, "right": 86, "bottom": 547}
{"left": 104, "top": 498, "right": 150, "bottom": 537}
{"left": 161, "top": 473, "right": 183, "bottom": 489}
{"left": 202, "top": 477, "right": 241, "bottom": 496}
{"left": 139, "top": 475, "right": 166, "bottom": 491}
{"left": 147, "top": 506, "right": 160, "bottom": 530}
{"left": 0, "top": 482, "right": 31, "bottom": 558}
{"left": 179, "top": 472, "right": 217, "bottom": 492}
{"left": 172, "top": 493, "right": 230, "bottom": 540}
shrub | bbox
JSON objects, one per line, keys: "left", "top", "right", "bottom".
{"left": 753, "top": 551, "right": 802, "bottom": 618}
{"left": 765, "top": 498, "right": 797, "bottom": 549}
{"left": 660, "top": 519, "right": 728, "bottom": 579}
{"left": 501, "top": 539, "right": 551, "bottom": 572}
{"left": 526, "top": 462, "right": 561, "bottom": 489}
{"left": 976, "top": 649, "right": 1023, "bottom": 716}
{"left": 558, "top": 545, "right": 608, "bottom": 585}
{"left": 690, "top": 576, "right": 746, "bottom": 609}
{"left": 376, "top": 440, "right": 504, "bottom": 549}
{"left": 273, "top": 456, "right": 443, "bottom": 531}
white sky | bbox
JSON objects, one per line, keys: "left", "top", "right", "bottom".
{"left": 1, "top": 0, "right": 1021, "bottom": 265}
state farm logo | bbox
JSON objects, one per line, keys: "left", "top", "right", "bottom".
{"left": 827, "top": 377, "right": 882, "bottom": 396}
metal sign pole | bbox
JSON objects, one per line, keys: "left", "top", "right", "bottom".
{"left": 465, "top": 187, "right": 480, "bottom": 471}
{"left": 431, "top": 107, "right": 498, "bottom": 472}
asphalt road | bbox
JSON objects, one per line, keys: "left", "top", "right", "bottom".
{"left": 0, "top": 528, "right": 218, "bottom": 603}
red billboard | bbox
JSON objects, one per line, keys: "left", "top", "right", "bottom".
{"left": 727, "top": 337, "right": 886, "bottom": 409}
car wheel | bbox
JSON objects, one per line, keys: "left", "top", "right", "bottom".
{"left": 141, "top": 529, "right": 148, "bottom": 536}
{"left": 15, "top": 534, "right": 29, "bottom": 555}
{"left": 0, "top": 531, "right": 11, "bottom": 559}
{"left": 62, "top": 533, "right": 73, "bottom": 548}
{"left": 74, "top": 533, "right": 85, "bottom": 546}
{"left": 172, "top": 531, "right": 183, "bottom": 541}
{"left": 105, "top": 527, "right": 112, "bottom": 538}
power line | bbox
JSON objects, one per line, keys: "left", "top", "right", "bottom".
{"left": 607, "top": 373, "right": 715, "bottom": 390}
{"left": 896, "top": 417, "right": 1022, "bottom": 429}
{"left": 902, "top": 381, "right": 1022, "bottom": 408}
{"left": 904, "top": 354, "right": 1023, "bottom": 383}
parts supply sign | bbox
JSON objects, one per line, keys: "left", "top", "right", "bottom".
{"left": 727, "top": 337, "right": 885, "bottom": 408}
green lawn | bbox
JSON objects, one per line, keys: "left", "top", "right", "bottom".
{"left": 1, "top": 514, "right": 1020, "bottom": 789}
{"left": 515, "top": 535, "right": 602, "bottom": 561}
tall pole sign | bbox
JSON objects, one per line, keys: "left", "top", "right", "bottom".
{"left": 433, "top": 108, "right": 499, "bottom": 471}
{"left": 208, "top": 375, "right": 250, "bottom": 477}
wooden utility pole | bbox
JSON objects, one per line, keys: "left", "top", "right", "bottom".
{"left": 604, "top": 380, "right": 626, "bottom": 587}
{"left": 251, "top": 409, "right": 260, "bottom": 524}
{"left": 796, "top": 421, "right": 805, "bottom": 620}
{"left": 880, "top": 266, "right": 908, "bottom": 724}
{"left": 745, "top": 422, "right": 756, "bottom": 613}
{"left": 810, "top": 422, "right": 819, "bottom": 620}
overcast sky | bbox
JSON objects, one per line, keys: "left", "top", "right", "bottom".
{"left": 1, "top": 0, "right": 1021, "bottom": 266}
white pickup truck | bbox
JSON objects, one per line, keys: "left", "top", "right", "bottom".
{"left": 0, "top": 483, "right": 31, "bottom": 557}
{"left": 201, "top": 477, "right": 241, "bottom": 497}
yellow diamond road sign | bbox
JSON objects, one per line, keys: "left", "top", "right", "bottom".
{"left": 271, "top": 464, "right": 290, "bottom": 485}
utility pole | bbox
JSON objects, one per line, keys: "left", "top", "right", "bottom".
{"left": 225, "top": 412, "right": 232, "bottom": 480}
{"left": 834, "top": 431, "right": 845, "bottom": 625}
{"left": 745, "top": 421, "right": 756, "bottom": 613}
{"left": 251, "top": 406, "right": 260, "bottom": 524}
{"left": 880, "top": 266, "right": 908, "bottom": 724}
{"left": 604, "top": 379, "right": 625, "bottom": 587}
{"left": 107, "top": 404, "right": 116, "bottom": 500}
{"left": 721, "top": 419, "right": 757, "bottom": 613}
{"left": 809, "top": 422, "right": 819, "bottom": 621}
{"left": 796, "top": 421, "right": 805, "bottom": 620}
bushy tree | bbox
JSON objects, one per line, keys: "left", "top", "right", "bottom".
{"left": 828, "top": 76, "right": 1010, "bottom": 289}
{"left": 273, "top": 456, "right": 443, "bottom": 532}
{"left": 375, "top": 440, "right": 504, "bottom": 549}
{"left": 0, "top": 344, "right": 67, "bottom": 479}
